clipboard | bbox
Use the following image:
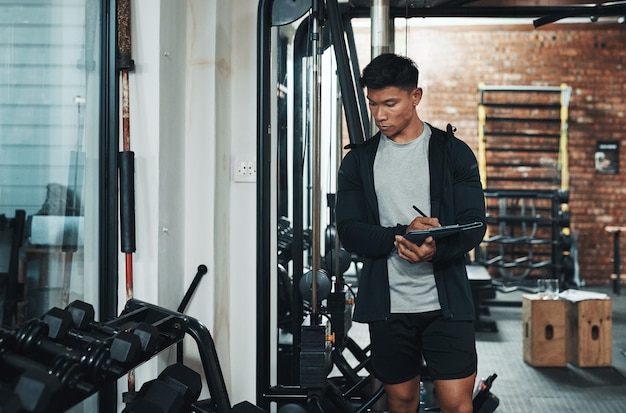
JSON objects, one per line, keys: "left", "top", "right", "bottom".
{"left": 403, "top": 221, "right": 484, "bottom": 245}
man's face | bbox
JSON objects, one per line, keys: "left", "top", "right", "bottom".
{"left": 366, "top": 86, "right": 422, "bottom": 139}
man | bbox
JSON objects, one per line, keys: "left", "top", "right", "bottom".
{"left": 336, "top": 53, "right": 486, "bottom": 413}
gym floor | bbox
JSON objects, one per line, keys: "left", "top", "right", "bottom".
{"left": 474, "top": 285, "right": 626, "bottom": 412}
{"left": 341, "top": 284, "right": 626, "bottom": 412}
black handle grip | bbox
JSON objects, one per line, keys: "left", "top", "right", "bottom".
{"left": 118, "top": 151, "right": 136, "bottom": 253}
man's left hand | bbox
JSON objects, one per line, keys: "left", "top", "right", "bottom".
{"left": 394, "top": 235, "right": 436, "bottom": 263}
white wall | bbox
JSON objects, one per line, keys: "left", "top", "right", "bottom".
{"left": 120, "top": 0, "right": 258, "bottom": 408}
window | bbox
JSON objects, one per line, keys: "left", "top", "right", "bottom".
{"left": 0, "top": 0, "right": 102, "bottom": 321}
{"left": 0, "top": 2, "right": 107, "bottom": 410}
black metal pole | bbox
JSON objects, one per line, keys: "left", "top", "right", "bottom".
{"left": 176, "top": 264, "right": 208, "bottom": 363}
{"left": 99, "top": 0, "right": 119, "bottom": 410}
{"left": 343, "top": 15, "right": 370, "bottom": 139}
{"left": 256, "top": 0, "right": 272, "bottom": 409}
{"left": 292, "top": 18, "right": 310, "bottom": 384}
{"left": 326, "top": 0, "right": 366, "bottom": 145}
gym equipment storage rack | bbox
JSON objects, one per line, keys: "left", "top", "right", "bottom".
{"left": 476, "top": 84, "right": 575, "bottom": 283}
{"left": 477, "top": 83, "right": 571, "bottom": 191}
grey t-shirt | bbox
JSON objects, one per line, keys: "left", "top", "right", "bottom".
{"left": 373, "top": 123, "right": 441, "bottom": 313}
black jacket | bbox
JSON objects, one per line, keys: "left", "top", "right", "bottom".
{"left": 336, "top": 124, "right": 486, "bottom": 322}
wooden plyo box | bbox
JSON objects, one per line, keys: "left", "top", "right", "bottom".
{"left": 566, "top": 299, "right": 612, "bottom": 367}
{"left": 522, "top": 294, "right": 567, "bottom": 367}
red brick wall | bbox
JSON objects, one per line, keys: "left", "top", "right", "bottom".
{"left": 354, "top": 22, "right": 626, "bottom": 285}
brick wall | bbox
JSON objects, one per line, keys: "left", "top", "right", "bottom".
{"left": 354, "top": 22, "right": 626, "bottom": 285}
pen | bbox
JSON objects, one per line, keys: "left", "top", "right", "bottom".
{"left": 412, "top": 205, "right": 428, "bottom": 218}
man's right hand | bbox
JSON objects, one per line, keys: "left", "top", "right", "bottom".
{"left": 406, "top": 216, "right": 440, "bottom": 232}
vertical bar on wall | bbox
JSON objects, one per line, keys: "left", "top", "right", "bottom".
{"left": 559, "top": 83, "right": 571, "bottom": 191}
{"left": 477, "top": 84, "right": 488, "bottom": 242}
{"left": 477, "top": 83, "right": 487, "bottom": 190}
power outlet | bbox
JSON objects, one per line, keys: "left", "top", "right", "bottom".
{"left": 233, "top": 157, "right": 257, "bottom": 182}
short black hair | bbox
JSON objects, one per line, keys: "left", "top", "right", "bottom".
{"left": 359, "top": 53, "right": 419, "bottom": 92}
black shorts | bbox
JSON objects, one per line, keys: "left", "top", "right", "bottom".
{"left": 368, "top": 311, "right": 477, "bottom": 384}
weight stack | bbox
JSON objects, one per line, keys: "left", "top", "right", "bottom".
{"left": 299, "top": 324, "right": 331, "bottom": 389}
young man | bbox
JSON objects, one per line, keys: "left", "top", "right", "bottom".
{"left": 336, "top": 53, "right": 486, "bottom": 413}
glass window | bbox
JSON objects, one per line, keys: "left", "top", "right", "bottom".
{"left": 0, "top": 3, "right": 102, "bottom": 410}
{"left": 0, "top": 1, "right": 105, "bottom": 410}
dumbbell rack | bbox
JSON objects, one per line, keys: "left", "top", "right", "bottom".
{"left": 0, "top": 298, "right": 262, "bottom": 413}
{"left": 0, "top": 299, "right": 188, "bottom": 412}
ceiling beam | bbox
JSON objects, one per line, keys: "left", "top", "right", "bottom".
{"left": 344, "top": 3, "right": 626, "bottom": 20}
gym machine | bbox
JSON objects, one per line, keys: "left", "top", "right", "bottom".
{"left": 258, "top": 1, "right": 500, "bottom": 412}
{"left": 258, "top": 0, "right": 382, "bottom": 411}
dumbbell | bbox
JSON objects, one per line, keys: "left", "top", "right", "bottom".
{"left": 2, "top": 328, "right": 94, "bottom": 413}
{"left": 0, "top": 383, "right": 23, "bottom": 413}
{"left": 0, "top": 327, "right": 16, "bottom": 352}
{"left": 37, "top": 305, "right": 105, "bottom": 345}
{"left": 64, "top": 300, "right": 116, "bottom": 337}
{"left": 14, "top": 317, "right": 141, "bottom": 376}
{"left": 131, "top": 322, "right": 160, "bottom": 355}
{"left": 65, "top": 300, "right": 161, "bottom": 355}
{"left": 1, "top": 349, "right": 95, "bottom": 411}
{"left": 122, "top": 363, "right": 202, "bottom": 413}
{"left": 13, "top": 369, "right": 63, "bottom": 413}
{"left": 50, "top": 303, "right": 161, "bottom": 360}
{"left": 65, "top": 300, "right": 96, "bottom": 330}
{"left": 278, "top": 404, "right": 307, "bottom": 413}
